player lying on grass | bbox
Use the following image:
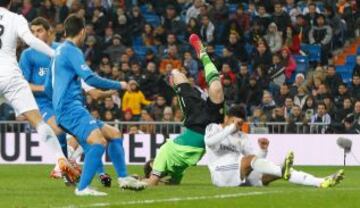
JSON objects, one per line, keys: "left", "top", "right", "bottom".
{"left": 19, "top": 17, "right": 113, "bottom": 186}
{"left": 46, "top": 15, "right": 145, "bottom": 196}
{"left": 204, "top": 105, "right": 344, "bottom": 188}
{"left": 0, "top": 0, "right": 79, "bottom": 180}
{"left": 143, "top": 33, "right": 225, "bottom": 185}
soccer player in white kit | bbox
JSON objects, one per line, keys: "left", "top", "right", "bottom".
{"left": 204, "top": 105, "right": 344, "bottom": 188}
{"left": 0, "top": 0, "right": 79, "bottom": 181}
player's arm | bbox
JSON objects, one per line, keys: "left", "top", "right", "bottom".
{"left": 16, "top": 15, "right": 55, "bottom": 57}
{"left": 69, "top": 47, "right": 126, "bottom": 90}
{"left": 19, "top": 50, "right": 45, "bottom": 92}
{"left": 81, "top": 79, "right": 117, "bottom": 100}
{"left": 204, "top": 123, "right": 237, "bottom": 148}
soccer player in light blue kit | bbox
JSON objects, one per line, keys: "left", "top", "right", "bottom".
{"left": 20, "top": 17, "right": 113, "bottom": 187}
{"left": 48, "top": 15, "right": 146, "bottom": 196}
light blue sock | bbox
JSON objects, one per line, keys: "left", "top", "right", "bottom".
{"left": 57, "top": 133, "right": 67, "bottom": 158}
{"left": 77, "top": 144, "right": 105, "bottom": 191}
{"left": 108, "top": 139, "right": 127, "bottom": 177}
{"left": 97, "top": 162, "right": 105, "bottom": 176}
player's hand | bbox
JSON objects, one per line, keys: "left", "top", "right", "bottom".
{"left": 233, "top": 118, "right": 243, "bottom": 131}
{"left": 107, "top": 90, "right": 118, "bottom": 96}
{"left": 258, "top": 138, "right": 269, "bottom": 150}
{"left": 120, "top": 81, "right": 128, "bottom": 90}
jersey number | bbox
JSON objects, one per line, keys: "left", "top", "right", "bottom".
{"left": 0, "top": 24, "right": 4, "bottom": 49}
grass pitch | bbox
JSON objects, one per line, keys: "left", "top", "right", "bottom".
{"left": 0, "top": 165, "right": 359, "bottom": 208}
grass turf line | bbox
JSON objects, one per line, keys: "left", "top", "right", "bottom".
{"left": 0, "top": 165, "right": 359, "bottom": 208}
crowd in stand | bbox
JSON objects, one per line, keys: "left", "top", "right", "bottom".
{"left": 0, "top": 0, "right": 360, "bottom": 134}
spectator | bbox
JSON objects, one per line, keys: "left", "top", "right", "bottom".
{"left": 285, "top": 0, "right": 302, "bottom": 24}
{"left": 303, "top": 95, "right": 316, "bottom": 121}
{"left": 284, "top": 96, "right": 294, "bottom": 119}
{"left": 337, "top": 0, "right": 355, "bottom": 38}
{"left": 287, "top": 105, "right": 305, "bottom": 133}
{"left": 127, "top": 62, "right": 145, "bottom": 84}
{"left": 309, "top": 14, "right": 333, "bottom": 65}
{"left": 103, "top": 111, "right": 115, "bottom": 122}
{"left": 270, "top": 106, "right": 286, "bottom": 133}
{"left": 185, "top": 0, "right": 203, "bottom": 23}
{"left": 91, "top": 8, "right": 107, "bottom": 36}
{"left": 206, "top": 44, "right": 221, "bottom": 69}
{"left": 185, "top": 17, "right": 201, "bottom": 40}
{"left": 280, "top": 47, "right": 297, "bottom": 82}
{"left": 283, "top": 25, "right": 301, "bottom": 54}
{"left": 142, "top": 23, "right": 155, "bottom": 46}
{"left": 248, "top": 20, "right": 265, "bottom": 45}
{"left": 208, "top": 0, "right": 228, "bottom": 26}
{"left": 162, "top": 4, "right": 186, "bottom": 35}
{"left": 323, "top": 94, "right": 337, "bottom": 121}
{"left": 91, "top": 109, "right": 101, "bottom": 120}
{"left": 149, "top": 95, "right": 167, "bottom": 121}
{"left": 221, "top": 47, "right": 239, "bottom": 73}
{"left": 100, "top": 97, "right": 122, "bottom": 120}
{"left": 268, "top": 53, "right": 285, "bottom": 93}
{"left": 200, "top": 15, "right": 215, "bottom": 43}
{"left": 253, "top": 4, "right": 271, "bottom": 34}
{"left": 311, "top": 102, "right": 331, "bottom": 133}
{"left": 122, "top": 80, "right": 152, "bottom": 120}
{"left": 128, "top": 125, "right": 143, "bottom": 134}
{"left": 183, "top": 51, "right": 199, "bottom": 80}
{"left": 314, "top": 83, "right": 329, "bottom": 103}
{"left": 162, "top": 106, "right": 174, "bottom": 122}
{"left": 324, "top": 6, "right": 346, "bottom": 48}
{"left": 334, "top": 83, "right": 350, "bottom": 108}
{"left": 352, "top": 55, "right": 360, "bottom": 76}
{"left": 139, "top": 109, "right": 155, "bottom": 134}
{"left": 304, "top": 3, "right": 320, "bottom": 26}
{"left": 248, "top": 107, "right": 268, "bottom": 127}
{"left": 104, "top": 34, "right": 125, "bottom": 62}
{"left": 159, "top": 45, "right": 182, "bottom": 74}
{"left": 272, "top": 2, "right": 291, "bottom": 33}
{"left": 294, "top": 86, "right": 309, "bottom": 109}
{"left": 350, "top": 74, "right": 360, "bottom": 100}
{"left": 325, "top": 65, "right": 343, "bottom": 95}
{"left": 140, "top": 62, "right": 161, "bottom": 99}
{"left": 264, "top": 22, "right": 283, "bottom": 53}
{"left": 260, "top": 91, "right": 276, "bottom": 120}
{"left": 226, "top": 32, "right": 248, "bottom": 63}
{"left": 252, "top": 41, "right": 272, "bottom": 70}
{"left": 294, "top": 14, "right": 310, "bottom": 43}
{"left": 223, "top": 74, "right": 236, "bottom": 106}
{"left": 102, "top": 27, "right": 115, "bottom": 49}
{"left": 229, "top": 4, "right": 250, "bottom": 32}
{"left": 235, "top": 64, "right": 250, "bottom": 104}
{"left": 290, "top": 73, "right": 305, "bottom": 96}
{"left": 274, "top": 84, "right": 291, "bottom": 106}
{"left": 21, "top": 0, "right": 37, "bottom": 21}
{"left": 244, "top": 76, "right": 263, "bottom": 111}
{"left": 335, "top": 97, "right": 353, "bottom": 123}
{"left": 158, "top": 33, "right": 181, "bottom": 58}
{"left": 128, "top": 6, "right": 145, "bottom": 37}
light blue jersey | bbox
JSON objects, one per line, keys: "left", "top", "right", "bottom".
{"left": 19, "top": 42, "right": 60, "bottom": 121}
{"left": 47, "top": 40, "right": 121, "bottom": 145}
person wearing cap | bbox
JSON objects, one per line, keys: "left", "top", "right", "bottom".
{"left": 290, "top": 73, "right": 305, "bottom": 96}
{"left": 104, "top": 33, "right": 125, "bottom": 62}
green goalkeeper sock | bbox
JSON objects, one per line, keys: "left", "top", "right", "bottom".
{"left": 201, "top": 53, "right": 219, "bottom": 85}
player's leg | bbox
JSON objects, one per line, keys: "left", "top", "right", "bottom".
{"left": 101, "top": 123, "right": 145, "bottom": 190}
{"left": 240, "top": 152, "right": 294, "bottom": 180}
{"left": 47, "top": 116, "right": 67, "bottom": 157}
{"left": 75, "top": 129, "right": 107, "bottom": 196}
{"left": 288, "top": 168, "right": 344, "bottom": 188}
{"left": 2, "top": 77, "right": 79, "bottom": 179}
{"left": 189, "top": 33, "right": 223, "bottom": 104}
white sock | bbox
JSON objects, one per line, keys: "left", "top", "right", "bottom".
{"left": 251, "top": 158, "right": 282, "bottom": 177}
{"left": 67, "top": 145, "right": 75, "bottom": 159}
{"left": 70, "top": 145, "right": 84, "bottom": 161}
{"left": 36, "top": 121, "right": 65, "bottom": 160}
{"left": 289, "top": 169, "right": 324, "bottom": 187}
{"left": 53, "top": 164, "right": 60, "bottom": 171}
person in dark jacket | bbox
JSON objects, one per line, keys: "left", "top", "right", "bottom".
{"left": 252, "top": 41, "right": 272, "bottom": 70}
{"left": 324, "top": 65, "right": 343, "bottom": 95}
{"left": 309, "top": 14, "right": 333, "bottom": 65}
{"left": 272, "top": 2, "right": 291, "bottom": 33}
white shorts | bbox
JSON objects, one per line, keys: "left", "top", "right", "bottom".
{"left": 0, "top": 75, "right": 38, "bottom": 116}
{"left": 209, "top": 155, "right": 243, "bottom": 187}
{"left": 242, "top": 171, "right": 263, "bottom": 187}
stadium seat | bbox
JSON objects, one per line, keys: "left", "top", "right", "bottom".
{"left": 346, "top": 55, "right": 356, "bottom": 67}
{"left": 215, "top": 45, "right": 224, "bottom": 56}
{"left": 294, "top": 55, "right": 309, "bottom": 73}
{"left": 301, "top": 44, "right": 321, "bottom": 62}
{"left": 144, "top": 14, "right": 161, "bottom": 27}
{"left": 336, "top": 65, "right": 352, "bottom": 74}
{"left": 132, "top": 35, "right": 144, "bottom": 46}
{"left": 357, "top": 46, "right": 360, "bottom": 55}
{"left": 228, "top": 4, "right": 238, "bottom": 14}
{"left": 133, "top": 46, "right": 147, "bottom": 58}
{"left": 245, "top": 43, "right": 254, "bottom": 57}
{"left": 316, "top": 2, "right": 324, "bottom": 12}
{"left": 341, "top": 72, "right": 352, "bottom": 84}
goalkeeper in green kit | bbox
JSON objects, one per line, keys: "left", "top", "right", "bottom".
{"left": 143, "top": 34, "right": 225, "bottom": 185}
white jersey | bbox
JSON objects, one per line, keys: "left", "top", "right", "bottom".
{"left": 0, "top": 8, "right": 54, "bottom": 78}
{"left": 204, "top": 123, "right": 266, "bottom": 187}
{"left": 81, "top": 79, "right": 95, "bottom": 92}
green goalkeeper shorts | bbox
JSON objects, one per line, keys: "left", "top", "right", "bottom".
{"left": 152, "top": 139, "right": 205, "bottom": 184}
